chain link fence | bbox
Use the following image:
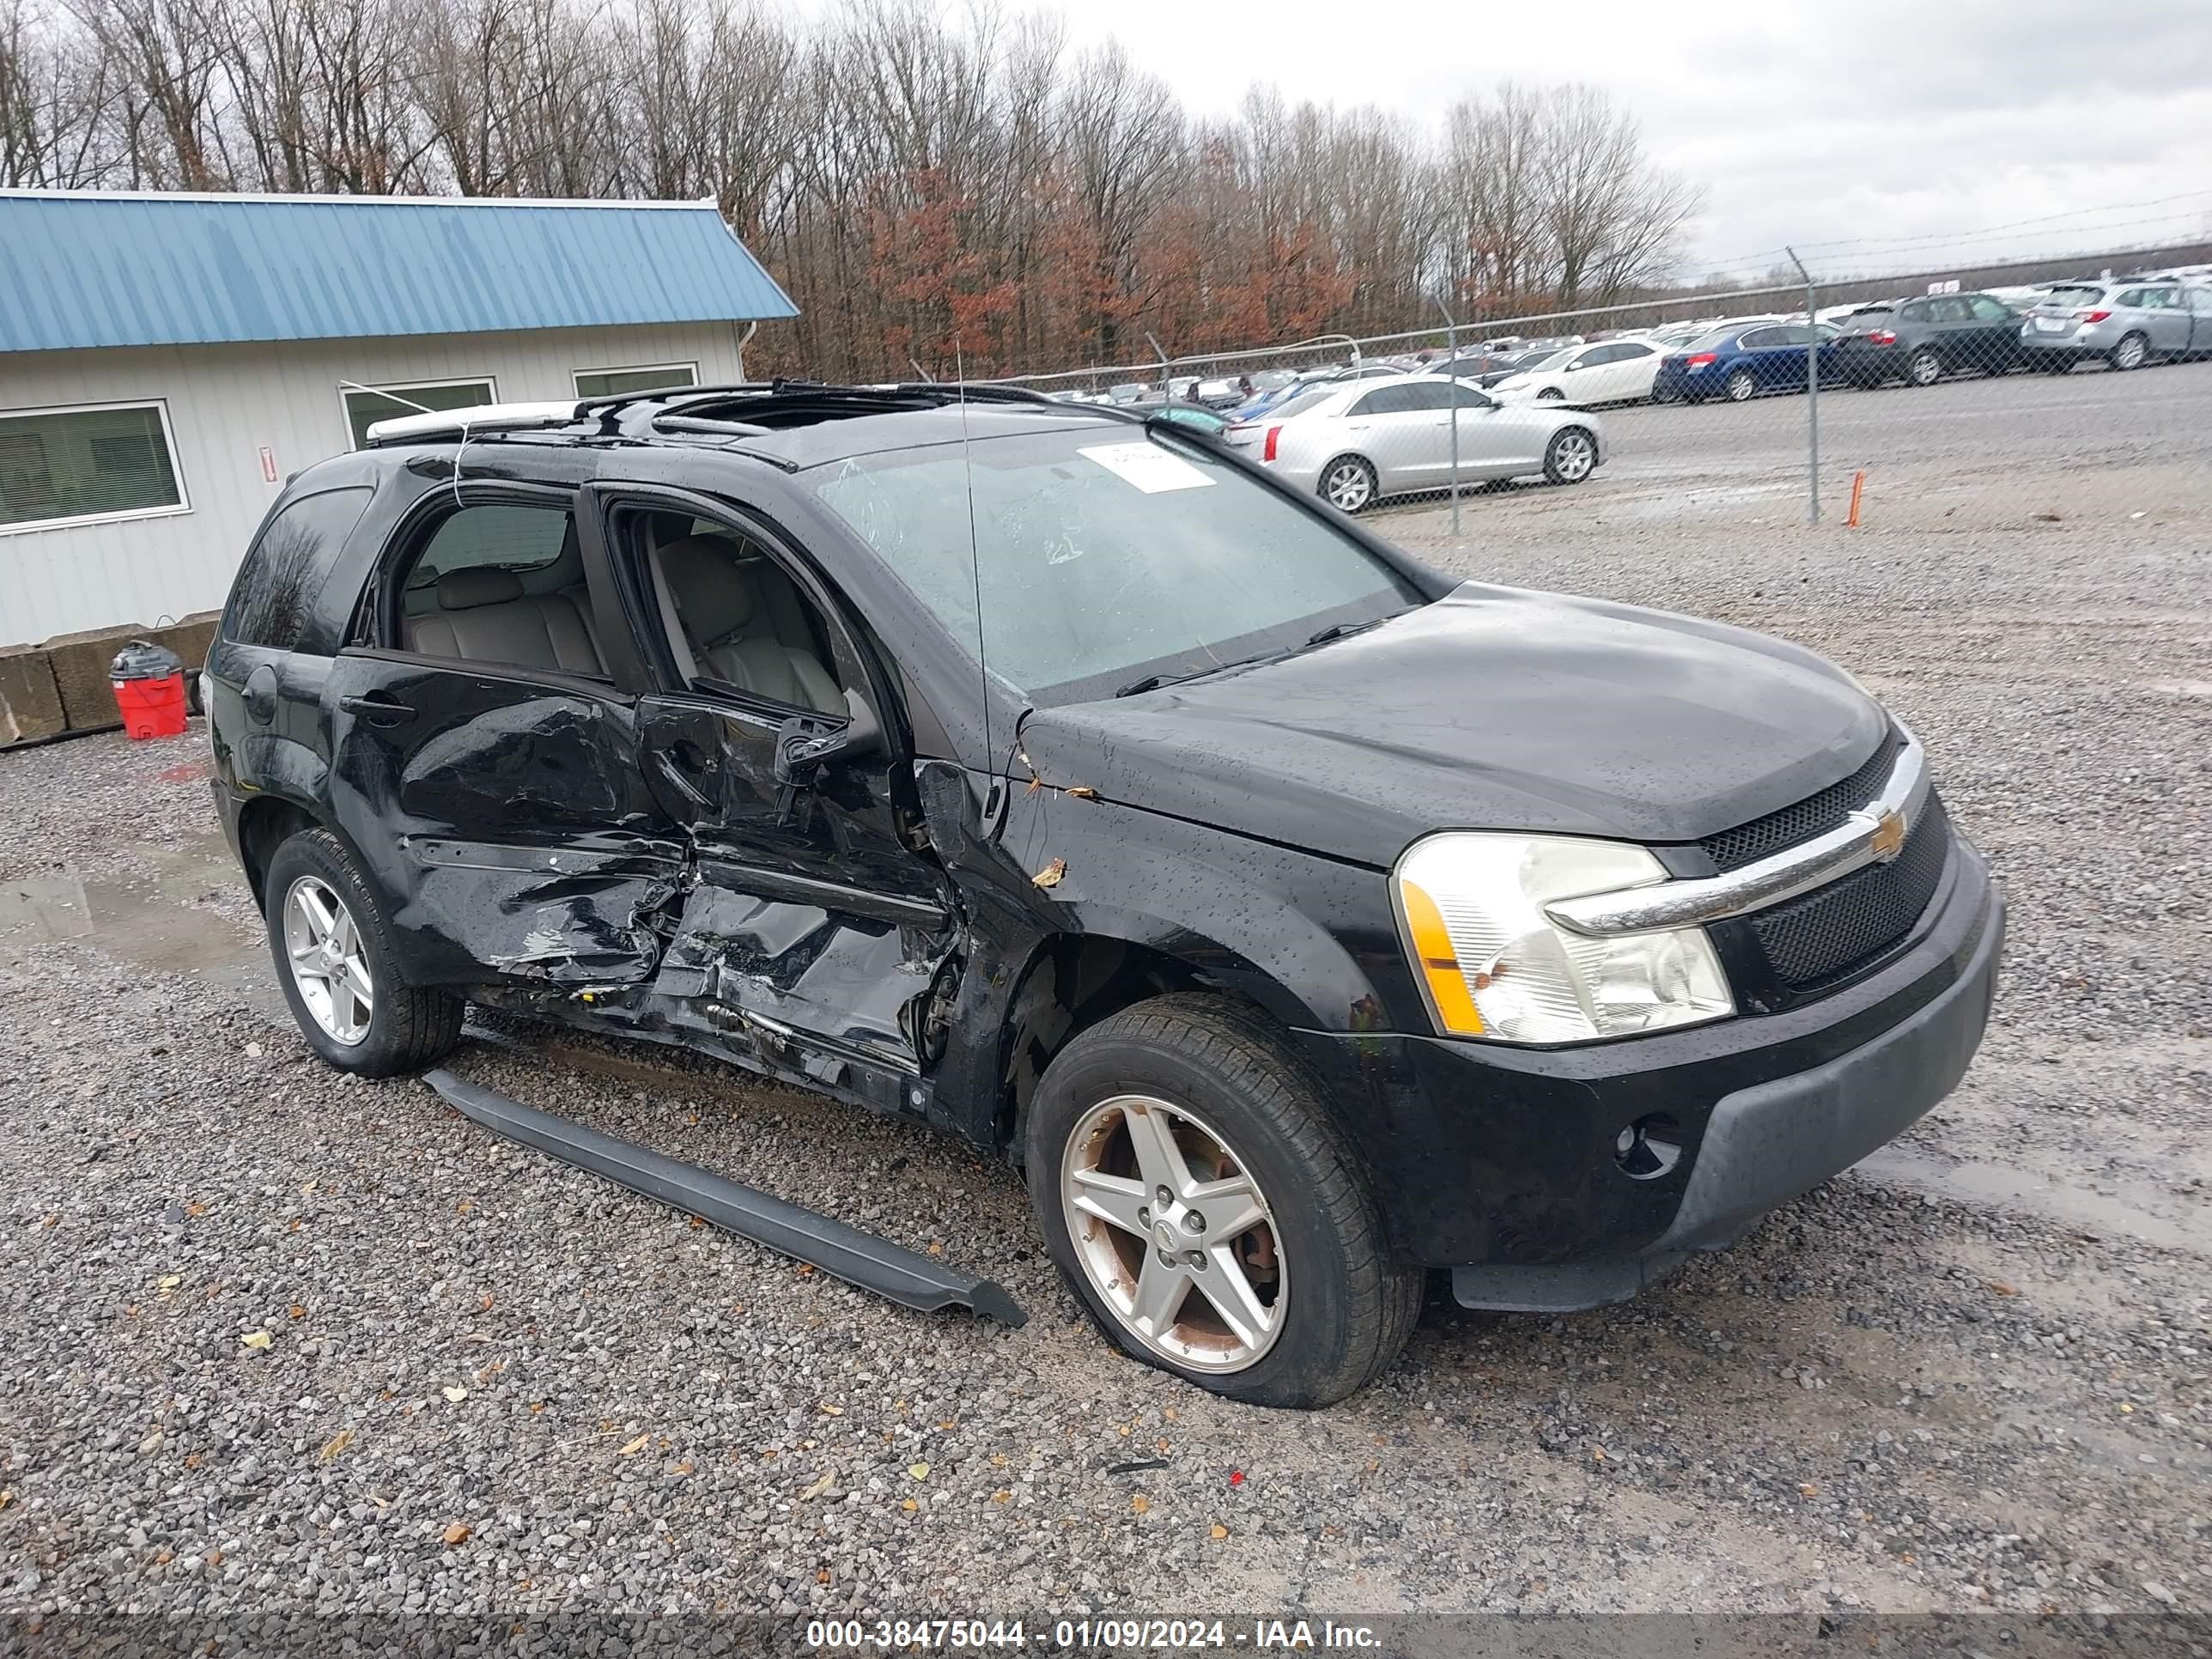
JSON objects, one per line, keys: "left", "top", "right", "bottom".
{"left": 984, "top": 243, "right": 2212, "bottom": 530}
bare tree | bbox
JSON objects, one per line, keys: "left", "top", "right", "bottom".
{"left": 9, "top": 0, "right": 1708, "bottom": 376}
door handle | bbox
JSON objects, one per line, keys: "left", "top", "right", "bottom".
{"left": 339, "top": 694, "right": 417, "bottom": 725}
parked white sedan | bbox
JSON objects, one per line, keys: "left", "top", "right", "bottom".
{"left": 1486, "top": 338, "right": 1667, "bottom": 405}
{"left": 1225, "top": 374, "right": 1605, "bottom": 513}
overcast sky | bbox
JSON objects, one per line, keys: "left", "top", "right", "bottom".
{"left": 1034, "top": 0, "right": 2212, "bottom": 282}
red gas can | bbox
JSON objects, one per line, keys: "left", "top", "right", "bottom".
{"left": 109, "top": 639, "right": 191, "bottom": 740}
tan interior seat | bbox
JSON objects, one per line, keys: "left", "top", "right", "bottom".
{"left": 404, "top": 568, "right": 605, "bottom": 676}
{"left": 652, "top": 534, "right": 842, "bottom": 712}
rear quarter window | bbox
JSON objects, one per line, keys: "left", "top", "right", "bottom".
{"left": 222, "top": 485, "right": 374, "bottom": 653}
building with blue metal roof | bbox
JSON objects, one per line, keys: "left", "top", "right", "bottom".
{"left": 0, "top": 191, "right": 799, "bottom": 646}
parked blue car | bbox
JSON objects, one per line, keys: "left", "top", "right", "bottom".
{"left": 1653, "top": 322, "right": 1840, "bottom": 404}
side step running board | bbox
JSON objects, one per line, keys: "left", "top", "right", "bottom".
{"left": 422, "top": 1068, "right": 1027, "bottom": 1328}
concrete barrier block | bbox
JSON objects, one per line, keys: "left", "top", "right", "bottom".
{"left": 0, "top": 646, "right": 67, "bottom": 746}
{"left": 45, "top": 627, "right": 134, "bottom": 732}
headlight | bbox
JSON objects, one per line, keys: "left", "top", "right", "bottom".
{"left": 1393, "top": 833, "right": 1733, "bottom": 1044}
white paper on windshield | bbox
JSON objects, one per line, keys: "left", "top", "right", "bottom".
{"left": 1079, "top": 441, "right": 1216, "bottom": 493}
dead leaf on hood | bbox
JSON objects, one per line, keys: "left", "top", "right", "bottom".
{"left": 1031, "top": 859, "right": 1066, "bottom": 889}
{"left": 1066, "top": 786, "right": 1098, "bottom": 800}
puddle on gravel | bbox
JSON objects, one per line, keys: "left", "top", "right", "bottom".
{"left": 0, "top": 836, "right": 284, "bottom": 1019}
{"left": 1850, "top": 1146, "right": 2207, "bottom": 1258}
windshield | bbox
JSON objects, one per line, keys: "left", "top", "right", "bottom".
{"left": 811, "top": 426, "right": 1420, "bottom": 707}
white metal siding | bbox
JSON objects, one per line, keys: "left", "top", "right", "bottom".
{"left": 0, "top": 321, "right": 749, "bottom": 645}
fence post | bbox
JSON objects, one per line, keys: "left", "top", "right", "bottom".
{"left": 1430, "top": 291, "right": 1462, "bottom": 538}
{"left": 1785, "top": 246, "right": 1820, "bottom": 525}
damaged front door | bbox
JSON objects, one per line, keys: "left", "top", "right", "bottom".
{"left": 582, "top": 484, "right": 959, "bottom": 1117}
{"left": 325, "top": 482, "right": 686, "bottom": 989}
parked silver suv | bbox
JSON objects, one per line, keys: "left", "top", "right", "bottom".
{"left": 2017, "top": 280, "right": 2212, "bottom": 371}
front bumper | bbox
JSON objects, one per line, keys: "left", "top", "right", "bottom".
{"left": 1292, "top": 836, "right": 2002, "bottom": 1306}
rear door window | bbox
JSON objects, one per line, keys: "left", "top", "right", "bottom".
{"left": 1395, "top": 381, "right": 1457, "bottom": 410}
{"left": 222, "top": 485, "right": 374, "bottom": 653}
{"left": 1350, "top": 386, "right": 1419, "bottom": 417}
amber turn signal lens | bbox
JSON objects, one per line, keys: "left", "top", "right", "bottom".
{"left": 1398, "top": 878, "right": 1483, "bottom": 1036}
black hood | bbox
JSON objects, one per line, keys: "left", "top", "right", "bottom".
{"left": 1015, "top": 583, "right": 1889, "bottom": 869}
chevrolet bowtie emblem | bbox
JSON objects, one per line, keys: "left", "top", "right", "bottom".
{"left": 1868, "top": 808, "right": 1906, "bottom": 863}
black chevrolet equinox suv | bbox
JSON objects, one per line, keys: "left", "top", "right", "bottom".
{"left": 207, "top": 382, "right": 2003, "bottom": 1406}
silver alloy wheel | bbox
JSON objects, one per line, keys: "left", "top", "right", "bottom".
{"left": 2112, "top": 333, "right": 2147, "bottom": 370}
{"left": 1060, "top": 1094, "right": 1286, "bottom": 1373}
{"left": 1726, "top": 369, "right": 1756, "bottom": 401}
{"left": 282, "top": 875, "right": 374, "bottom": 1046}
{"left": 1322, "top": 459, "right": 1373, "bottom": 512}
{"left": 1550, "top": 428, "right": 1596, "bottom": 483}
{"left": 1909, "top": 350, "right": 1942, "bottom": 386}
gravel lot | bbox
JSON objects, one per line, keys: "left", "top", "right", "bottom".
{"left": 2, "top": 362, "right": 2207, "bottom": 1626}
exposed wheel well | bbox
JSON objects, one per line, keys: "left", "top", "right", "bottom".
{"left": 996, "top": 935, "right": 1272, "bottom": 1163}
{"left": 235, "top": 797, "right": 319, "bottom": 906}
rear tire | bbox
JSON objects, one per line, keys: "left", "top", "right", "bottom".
{"left": 1905, "top": 349, "right": 1942, "bottom": 387}
{"left": 2108, "top": 332, "right": 2148, "bottom": 371}
{"left": 1026, "top": 994, "right": 1420, "bottom": 1408}
{"left": 1724, "top": 368, "right": 1757, "bottom": 402}
{"left": 264, "top": 828, "right": 464, "bottom": 1077}
{"left": 1316, "top": 454, "right": 1378, "bottom": 514}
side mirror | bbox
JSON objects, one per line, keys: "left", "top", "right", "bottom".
{"left": 773, "top": 689, "right": 883, "bottom": 787}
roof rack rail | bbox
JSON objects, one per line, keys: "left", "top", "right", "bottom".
{"left": 362, "top": 400, "right": 586, "bottom": 446}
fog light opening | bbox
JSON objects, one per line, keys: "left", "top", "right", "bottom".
{"left": 1613, "top": 1114, "right": 1684, "bottom": 1181}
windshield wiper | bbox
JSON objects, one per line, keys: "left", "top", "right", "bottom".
{"left": 1304, "top": 614, "right": 1398, "bottom": 648}
{"left": 1119, "top": 617, "right": 1403, "bottom": 697}
{"left": 1115, "top": 667, "right": 1216, "bottom": 698}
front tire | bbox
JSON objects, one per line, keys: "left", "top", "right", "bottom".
{"left": 264, "top": 828, "right": 463, "bottom": 1077}
{"left": 1026, "top": 994, "right": 1420, "bottom": 1408}
{"left": 1316, "top": 454, "right": 1378, "bottom": 514}
{"left": 1543, "top": 425, "right": 1598, "bottom": 485}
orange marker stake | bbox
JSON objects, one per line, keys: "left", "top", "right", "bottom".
{"left": 1846, "top": 469, "right": 1867, "bottom": 527}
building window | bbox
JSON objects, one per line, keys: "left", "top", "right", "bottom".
{"left": 0, "top": 401, "right": 187, "bottom": 533}
{"left": 341, "top": 380, "right": 497, "bottom": 449}
{"left": 573, "top": 363, "right": 699, "bottom": 399}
